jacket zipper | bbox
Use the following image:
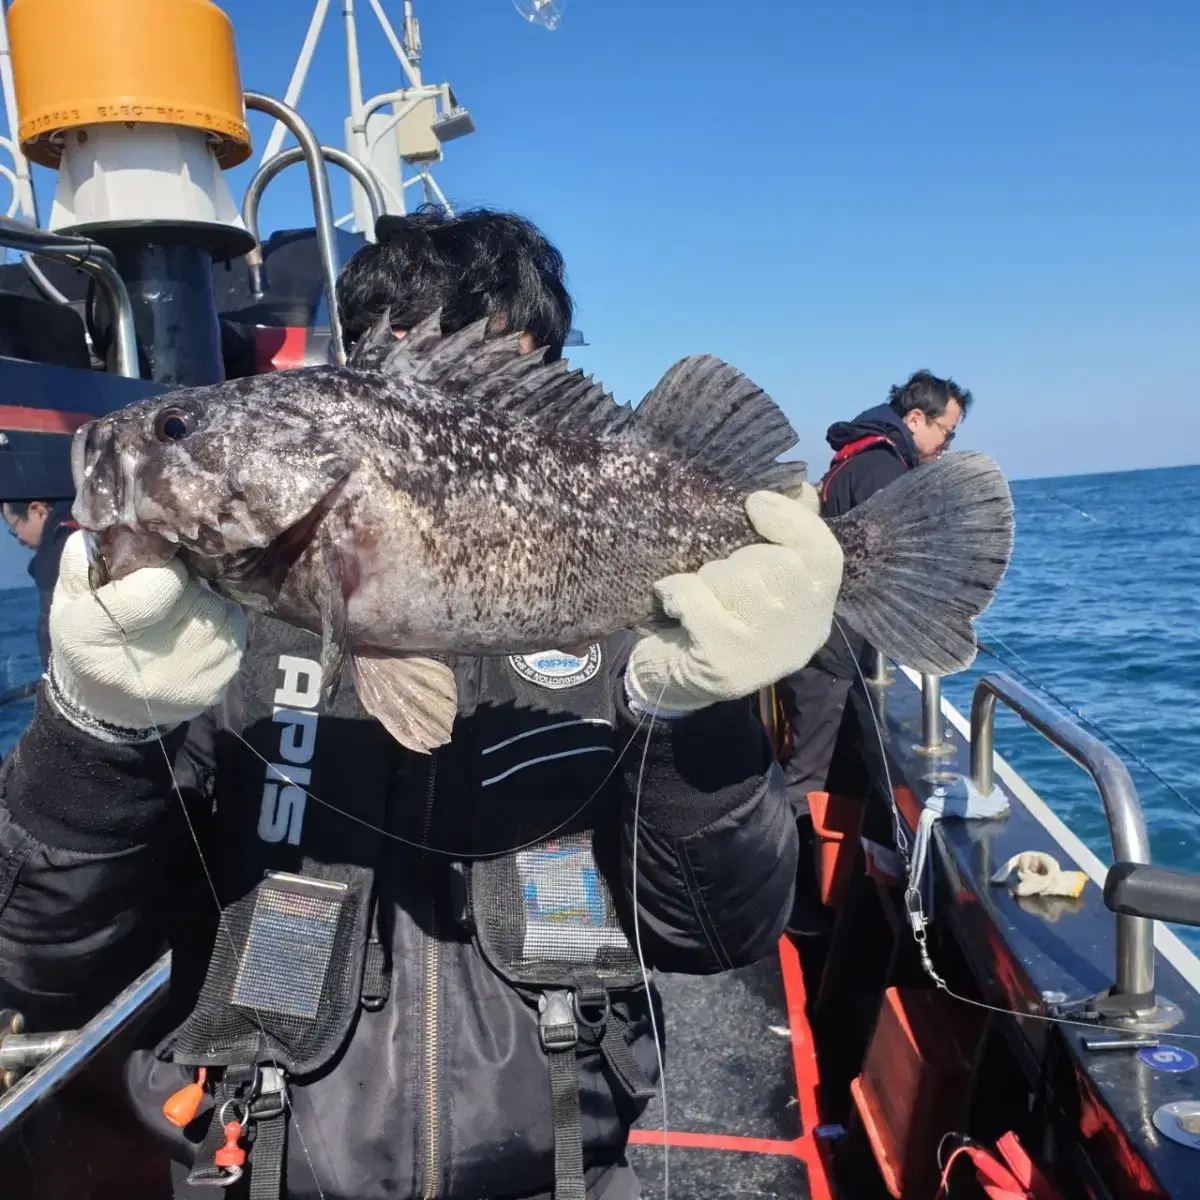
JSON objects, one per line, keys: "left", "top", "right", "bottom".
{"left": 421, "top": 753, "right": 441, "bottom": 1200}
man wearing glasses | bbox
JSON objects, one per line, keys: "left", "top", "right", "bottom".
{"left": 777, "top": 370, "right": 974, "bottom": 936}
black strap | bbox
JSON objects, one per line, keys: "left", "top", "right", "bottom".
{"left": 248, "top": 1112, "right": 287, "bottom": 1200}
{"left": 600, "top": 1009, "right": 655, "bottom": 1102}
{"left": 539, "top": 991, "right": 586, "bottom": 1200}
{"left": 360, "top": 937, "right": 390, "bottom": 1011}
{"left": 184, "top": 1066, "right": 289, "bottom": 1195}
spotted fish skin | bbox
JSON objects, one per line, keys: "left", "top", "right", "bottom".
{"left": 73, "top": 353, "right": 757, "bottom": 657}
{"left": 71, "top": 309, "right": 1014, "bottom": 750}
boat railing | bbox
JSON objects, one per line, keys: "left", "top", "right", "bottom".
{"left": 0, "top": 217, "right": 138, "bottom": 377}
{"left": 242, "top": 144, "right": 389, "bottom": 300}
{"left": 0, "top": 954, "right": 170, "bottom": 1137}
{"left": 242, "top": 92, "right": 346, "bottom": 365}
{"left": 964, "top": 672, "right": 1157, "bottom": 1004}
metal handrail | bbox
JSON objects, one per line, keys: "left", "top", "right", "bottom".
{"left": 243, "top": 144, "right": 387, "bottom": 301}
{"left": 969, "top": 672, "right": 1154, "bottom": 999}
{"left": 243, "top": 93, "right": 346, "bottom": 365}
{"left": 0, "top": 953, "right": 169, "bottom": 1136}
{"left": 0, "top": 218, "right": 138, "bottom": 377}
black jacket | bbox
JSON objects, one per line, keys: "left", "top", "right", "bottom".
{"left": 819, "top": 403, "right": 918, "bottom": 519}
{"left": 0, "top": 613, "right": 797, "bottom": 1200}
{"left": 805, "top": 404, "right": 920, "bottom": 681}
{"left": 27, "top": 500, "right": 77, "bottom": 670}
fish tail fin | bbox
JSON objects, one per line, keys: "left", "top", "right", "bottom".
{"left": 629, "top": 356, "right": 806, "bottom": 491}
{"left": 827, "top": 450, "right": 1014, "bottom": 675}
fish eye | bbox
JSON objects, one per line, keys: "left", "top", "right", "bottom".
{"left": 154, "top": 407, "right": 194, "bottom": 443}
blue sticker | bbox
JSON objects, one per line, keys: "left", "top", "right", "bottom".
{"left": 1137, "top": 1046, "right": 1198, "bottom": 1073}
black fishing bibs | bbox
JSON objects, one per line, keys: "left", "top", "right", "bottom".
{"left": 166, "top": 615, "right": 397, "bottom": 1193}
{"left": 458, "top": 635, "right": 657, "bottom": 1200}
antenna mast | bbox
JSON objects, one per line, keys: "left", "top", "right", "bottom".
{"left": 258, "top": 0, "right": 474, "bottom": 233}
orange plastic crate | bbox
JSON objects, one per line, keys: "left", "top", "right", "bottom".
{"left": 851, "top": 987, "right": 982, "bottom": 1199}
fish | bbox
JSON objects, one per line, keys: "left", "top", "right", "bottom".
{"left": 70, "top": 309, "right": 1014, "bottom": 753}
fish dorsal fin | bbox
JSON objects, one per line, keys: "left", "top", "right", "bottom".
{"left": 348, "top": 312, "right": 803, "bottom": 493}
{"left": 627, "top": 355, "right": 802, "bottom": 491}
{"left": 346, "top": 308, "right": 635, "bottom": 436}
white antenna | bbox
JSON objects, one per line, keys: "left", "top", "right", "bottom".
{"left": 513, "top": 0, "right": 567, "bottom": 31}
{"left": 259, "top": 0, "right": 474, "bottom": 233}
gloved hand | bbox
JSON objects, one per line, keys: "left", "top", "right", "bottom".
{"left": 625, "top": 491, "right": 844, "bottom": 715}
{"left": 46, "top": 531, "right": 245, "bottom": 743}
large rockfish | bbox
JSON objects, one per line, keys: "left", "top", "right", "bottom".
{"left": 71, "top": 311, "right": 1013, "bottom": 752}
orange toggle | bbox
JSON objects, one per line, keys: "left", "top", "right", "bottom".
{"left": 213, "top": 1121, "right": 246, "bottom": 1170}
{"left": 162, "top": 1067, "right": 207, "bottom": 1128}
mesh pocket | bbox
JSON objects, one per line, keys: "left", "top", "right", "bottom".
{"left": 473, "top": 832, "right": 642, "bottom": 988}
{"left": 171, "top": 871, "right": 368, "bottom": 1075}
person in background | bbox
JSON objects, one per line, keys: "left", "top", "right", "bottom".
{"left": 780, "top": 370, "right": 972, "bottom": 935}
{"left": 2, "top": 497, "right": 78, "bottom": 669}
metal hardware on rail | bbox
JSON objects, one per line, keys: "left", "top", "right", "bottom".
{"left": 0, "top": 217, "right": 138, "bottom": 378}
{"left": 0, "top": 1030, "right": 74, "bottom": 1074}
{"left": 969, "top": 672, "right": 1165, "bottom": 1025}
{"left": 242, "top": 92, "right": 346, "bottom": 365}
{"left": 914, "top": 673, "right": 955, "bottom": 757}
{"left": 243, "top": 144, "right": 388, "bottom": 301}
{"left": 0, "top": 953, "right": 170, "bottom": 1137}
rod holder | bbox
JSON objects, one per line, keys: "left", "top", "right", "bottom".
{"left": 914, "top": 673, "right": 954, "bottom": 758}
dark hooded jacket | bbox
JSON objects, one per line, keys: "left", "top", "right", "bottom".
{"left": 27, "top": 500, "right": 77, "bottom": 670}
{"left": 776, "top": 406, "right": 920, "bottom": 822}
{"left": 818, "top": 403, "right": 919, "bottom": 519}
{"left": 0, "top": 608, "right": 797, "bottom": 1200}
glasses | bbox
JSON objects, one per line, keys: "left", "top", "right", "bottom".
{"left": 927, "top": 414, "right": 957, "bottom": 446}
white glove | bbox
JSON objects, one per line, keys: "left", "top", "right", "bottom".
{"left": 625, "top": 491, "right": 844, "bottom": 715}
{"left": 781, "top": 479, "right": 821, "bottom": 515}
{"left": 46, "top": 531, "right": 245, "bottom": 743}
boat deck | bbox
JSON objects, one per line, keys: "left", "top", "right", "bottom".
{"left": 628, "top": 938, "right": 828, "bottom": 1200}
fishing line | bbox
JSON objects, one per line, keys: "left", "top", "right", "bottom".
{"left": 630, "top": 684, "right": 671, "bottom": 1200}
{"left": 976, "top": 630, "right": 1200, "bottom": 825}
{"left": 93, "top": 587, "right": 673, "bottom": 1195}
{"left": 92, "top": 591, "right": 330, "bottom": 1200}
{"left": 842, "top": 622, "right": 1200, "bottom": 1048}
{"left": 218, "top": 704, "right": 653, "bottom": 860}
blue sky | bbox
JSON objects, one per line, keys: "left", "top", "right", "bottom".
{"left": 2, "top": 0, "right": 1197, "bottom": 586}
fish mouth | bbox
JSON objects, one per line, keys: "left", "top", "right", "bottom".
{"left": 73, "top": 418, "right": 181, "bottom": 587}
{"left": 85, "top": 526, "right": 179, "bottom": 589}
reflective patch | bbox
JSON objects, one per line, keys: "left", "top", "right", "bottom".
{"left": 231, "top": 874, "right": 347, "bottom": 1019}
{"left": 509, "top": 644, "right": 602, "bottom": 690}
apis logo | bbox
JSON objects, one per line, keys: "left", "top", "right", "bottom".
{"left": 258, "top": 655, "right": 321, "bottom": 845}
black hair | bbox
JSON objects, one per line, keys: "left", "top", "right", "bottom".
{"left": 2, "top": 500, "right": 49, "bottom": 519}
{"left": 336, "top": 206, "right": 573, "bottom": 362}
{"left": 887, "top": 370, "right": 974, "bottom": 420}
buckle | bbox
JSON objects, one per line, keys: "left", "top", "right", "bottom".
{"left": 249, "top": 1065, "right": 288, "bottom": 1121}
{"left": 573, "top": 989, "right": 610, "bottom": 1041}
{"left": 538, "top": 990, "right": 578, "bottom": 1052}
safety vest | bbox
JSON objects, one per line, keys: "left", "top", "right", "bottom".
{"left": 818, "top": 433, "right": 907, "bottom": 506}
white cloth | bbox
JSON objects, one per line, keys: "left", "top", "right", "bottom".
{"left": 625, "top": 491, "right": 844, "bottom": 716}
{"left": 47, "top": 531, "right": 245, "bottom": 743}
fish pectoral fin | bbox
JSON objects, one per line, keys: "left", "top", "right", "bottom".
{"left": 350, "top": 653, "right": 457, "bottom": 754}
{"left": 319, "top": 589, "right": 349, "bottom": 707}
{"left": 318, "top": 532, "right": 350, "bottom": 707}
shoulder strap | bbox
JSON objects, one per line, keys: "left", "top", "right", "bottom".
{"left": 818, "top": 433, "right": 905, "bottom": 504}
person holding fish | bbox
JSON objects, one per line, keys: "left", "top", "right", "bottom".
{"left": 0, "top": 208, "right": 1011, "bottom": 1200}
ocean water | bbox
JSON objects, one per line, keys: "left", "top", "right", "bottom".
{"left": 2, "top": 466, "right": 1199, "bottom": 950}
